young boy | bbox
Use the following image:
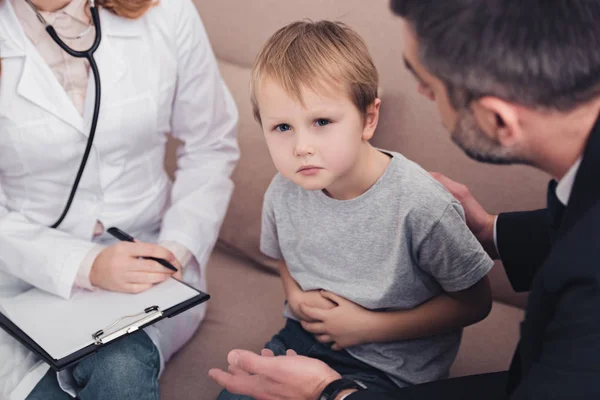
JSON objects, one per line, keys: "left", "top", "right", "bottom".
{"left": 219, "top": 21, "right": 493, "bottom": 397}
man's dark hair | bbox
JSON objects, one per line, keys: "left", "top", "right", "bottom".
{"left": 391, "top": 0, "right": 600, "bottom": 111}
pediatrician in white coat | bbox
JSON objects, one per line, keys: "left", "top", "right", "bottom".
{"left": 0, "top": 0, "right": 239, "bottom": 397}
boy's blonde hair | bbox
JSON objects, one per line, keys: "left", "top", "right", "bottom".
{"left": 250, "top": 20, "right": 379, "bottom": 124}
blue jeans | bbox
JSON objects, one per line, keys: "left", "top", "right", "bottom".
{"left": 26, "top": 330, "right": 160, "bottom": 400}
{"left": 217, "top": 319, "right": 399, "bottom": 400}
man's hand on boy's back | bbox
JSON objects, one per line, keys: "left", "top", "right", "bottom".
{"left": 300, "top": 291, "right": 374, "bottom": 351}
{"left": 90, "top": 242, "right": 182, "bottom": 294}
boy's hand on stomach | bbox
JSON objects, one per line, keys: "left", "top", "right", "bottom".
{"left": 288, "top": 289, "right": 336, "bottom": 322}
{"left": 90, "top": 241, "right": 181, "bottom": 294}
{"left": 300, "top": 291, "right": 372, "bottom": 351}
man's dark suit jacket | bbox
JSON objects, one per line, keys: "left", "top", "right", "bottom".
{"left": 350, "top": 116, "right": 600, "bottom": 400}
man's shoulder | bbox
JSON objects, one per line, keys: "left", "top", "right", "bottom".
{"left": 558, "top": 200, "right": 600, "bottom": 259}
{"left": 545, "top": 200, "right": 600, "bottom": 285}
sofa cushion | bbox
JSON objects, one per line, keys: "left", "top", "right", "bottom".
{"left": 450, "top": 301, "right": 524, "bottom": 377}
{"left": 488, "top": 262, "right": 528, "bottom": 309}
{"left": 215, "top": 61, "right": 280, "bottom": 272}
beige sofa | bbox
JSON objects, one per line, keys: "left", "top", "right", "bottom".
{"left": 159, "top": 1, "right": 549, "bottom": 398}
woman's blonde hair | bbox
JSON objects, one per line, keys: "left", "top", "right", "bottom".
{"left": 250, "top": 20, "right": 379, "bottom": 125}
{"left": 0, "top": 0, "right": 157, "bottom": 74}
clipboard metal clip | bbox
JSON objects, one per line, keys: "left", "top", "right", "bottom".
{"left": 92, "top": 305, "right": 162, "bottom": 345}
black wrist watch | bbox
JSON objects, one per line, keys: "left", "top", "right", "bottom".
{"left": 319, "top": 378, "right": 366, "bottom": 400}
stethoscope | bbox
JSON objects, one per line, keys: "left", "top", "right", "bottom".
{"left": 24, "top": 0, "right": 102, "bottom": 228}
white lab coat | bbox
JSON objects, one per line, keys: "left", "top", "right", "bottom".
{"left": 0, "top": 0, "right": 239, "bottom": 397}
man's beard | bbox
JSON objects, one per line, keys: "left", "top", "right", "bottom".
{"left": 451, "top": 108, "right": 530, "bottom": 166}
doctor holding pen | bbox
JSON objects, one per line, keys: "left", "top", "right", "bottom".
{"left": 0, "top": 0, "right": 239, "bottom": 397}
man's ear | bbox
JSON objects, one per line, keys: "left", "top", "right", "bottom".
{"left": 472, "top": 97, "right": 523, "bottom": 147}
{"left": 362, "top": 98, "right": 382, "bottom": 141}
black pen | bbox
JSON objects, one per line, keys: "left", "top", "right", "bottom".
{"left": 107, "top": 227, "right": 179, "bottom": 272}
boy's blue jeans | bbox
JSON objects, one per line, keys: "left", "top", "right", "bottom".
{"left": 218, "top": 319, "right": 399, "bottom": 400}
{"left": 26, "top": 330, "right": 160, "bottom": 400}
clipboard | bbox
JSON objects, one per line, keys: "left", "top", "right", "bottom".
{"left": 0, "top": 279, "right": 209, "bottom": 371}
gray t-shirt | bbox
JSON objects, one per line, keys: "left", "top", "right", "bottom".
{"left": 260, "top": 151, "right": 493, "bottom": 387}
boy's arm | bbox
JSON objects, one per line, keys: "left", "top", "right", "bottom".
{"left": 362, "top": 276, "right": 491, "bottom": 343}
{"left": 301, "top": 277, "right": 491, "bottom": 349}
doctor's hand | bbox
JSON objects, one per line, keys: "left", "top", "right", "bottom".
{"left": 430, "top": 172, "right": 499, "bottom": 259}
{"left": 209, "top": 349, "right": 342, "bottom": 400}
{"left": 300, "top": 291, "right": 372, "bottom": 351}
{"left": 90, "top": 242, "right": 182, "bottom": 293}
